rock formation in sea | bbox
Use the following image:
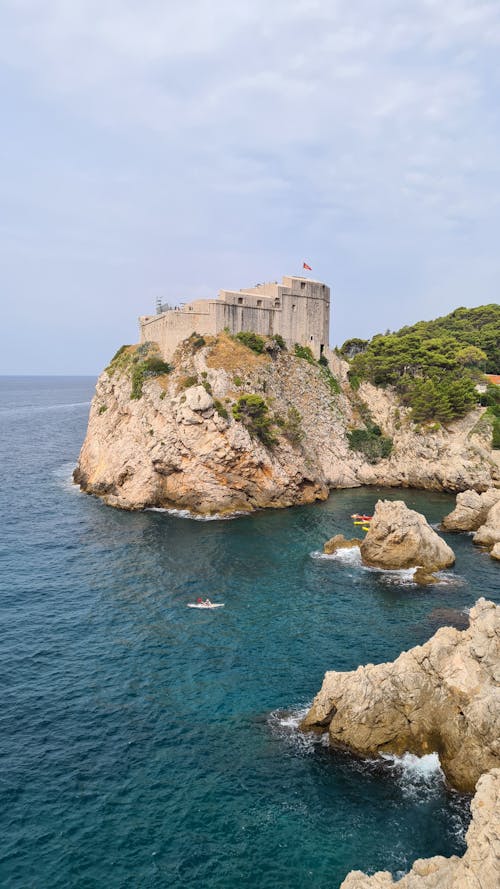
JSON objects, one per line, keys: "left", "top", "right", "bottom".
{"left": 323, "top": 500, "right": 455, "bottom": 578}
{"left": 74, "top": 335, "right": 498, "bottom": 515}
{"left": 340, "top": 768, "right": 499, "bottom": 889}
{"left": 301, "top": 598, "right": 499, "bottom": 793}
{"left": 473, "top": 499, "right": 500, "bottom": 549}
{"left": 359, "top": 500, "right": 455, "bottom": 571}
{"left": 442, "top": 488, "right": 500, "bottom": 560}
{"left": 323, "top": 534, "right": 362, "bottom": 554}
{"left": 441, "top": 488, "right": 500, "bottom": 532}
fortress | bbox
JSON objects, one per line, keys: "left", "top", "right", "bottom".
{"left": 139, "top": 275, "right": 330, "bottom": 361}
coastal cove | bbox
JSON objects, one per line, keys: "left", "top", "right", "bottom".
{"left": 1, "top": 377, "right": 499, "bottom": 889}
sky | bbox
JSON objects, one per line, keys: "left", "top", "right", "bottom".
{"left": 1, "top": 0, "right": 500, "bottom": 374}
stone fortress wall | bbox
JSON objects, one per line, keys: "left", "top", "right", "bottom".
{"left": 139, "top": 275, "right": 330, "bottom": 361}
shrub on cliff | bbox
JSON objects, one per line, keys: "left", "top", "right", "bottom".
{"left": 348, "top": 425, "right": 393, "bottom": 463}
{"left": 272, "top": 334, "right": 286, "bottom": 350}
{"left": 320, "top": 365, "right": 341, "bottom": 395}
{"left": 213, "top": 399, "right": 229, "bottom": 420}
{"left": 235, "top": 331, "right": 265, "bottom": 354}
{"left": 188, "top": 332, "right": 206, "bottom": 351}
{"left": 131, "top": 355, "right": 172, "bottom": 399}
{"left": 293, "top": 343, "right": 316, "bottom": 364}
{"left": 232, "top": 394, "right": 277, "bottom": 446}
{"left": 281, "top": 406, "right": 305, "bottom": 444}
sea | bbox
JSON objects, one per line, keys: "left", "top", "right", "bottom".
{"left": 1, "top": 376, "right": 498, "bottom": 889}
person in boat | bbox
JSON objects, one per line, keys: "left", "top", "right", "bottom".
{"left": 203, "top": 598, "right": 212, "bottom": 606}
{"left": 197, "top": 597, "right": 203, "bottom": 604}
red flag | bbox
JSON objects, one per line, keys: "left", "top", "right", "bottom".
{"left": 303, "top": 261, "right": 312, "bottom": 271}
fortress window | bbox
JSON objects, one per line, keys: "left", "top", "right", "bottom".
{"left": 238, "top": 297, "right": 243, "bottom": 305}
{"left": 274, "top": 299, "right": 281, "bottom": 308}
{"left": 257, "top": 300, "right": 262, "bottom": 307}
{"left": 300, "top": 282, "right": 305, "bottom": 290}
{"left": 310, "top": 336, "right": 314, "bottom": 341}
{"left": 292, "top": 303, "right": 296, "bottom": 312}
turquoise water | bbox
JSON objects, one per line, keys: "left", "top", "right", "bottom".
{"left": 1, "top": 377, "right": 498, "bottom": 889}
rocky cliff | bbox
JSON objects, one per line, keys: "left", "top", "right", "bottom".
{"left": 340, "top": 768, "right": 500, "bottom": 889}
{"left": 301, "top": 598, "right": 499, "bottom": 793}
{"left": 442, "top": 488, "right": 500, "bottom": 560}
{"left": 74, "top": 335, "right": 498, "bottom": 514}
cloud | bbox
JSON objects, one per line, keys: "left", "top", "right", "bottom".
{"left": 1, "top": 1, "right": 500, "bottom": 369}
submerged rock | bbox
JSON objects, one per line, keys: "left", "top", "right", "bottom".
{"left": 441, "top": 487, "right": 500, "bottom": 532}
{"left": 359, "top": 500, "right": 455, "bottom": 571}
{"left": 323, "top": 535, "right": 361, "bottom": 555}
{"left": 423, "top": 607, "right": 469, "bottom": 632}
{"left": 301, "top": 598, "right": 499, "bottom": 792}
{"left": 412, "top": 567, "right": 439, "bottom": 585}
{"left": 340, "top": 768, "right": 500, "bottom": 889}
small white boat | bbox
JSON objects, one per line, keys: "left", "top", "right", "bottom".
{"left": 187, "top": 602, "right": 225, "bottom": 609}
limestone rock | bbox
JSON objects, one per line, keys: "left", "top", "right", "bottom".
{"left": 340, "top": 768, "right": 500, "bottom": 889}
{"left": 360, "top": 500, "right": 455, "bottom": 571}
{"left": 412, "top": 568, "right": 439, "bottom": 585}
{"left": 473, "top": 499, "right": 500, "bottom": 549}
{"left": 491, "top": 542, "right": 500, "bottom": 561}
{"left": 323, "top": 535, "right": 361, "bottom": 555}
{"left": 441, "top": 488, "right": 500, "bottom": 531}
{"left": 184, "top": 384, "right": 213, "bottom": 413}
{"left": 301, "top": 598, "right": 500, "bottom": 792}
{"left": 74, "top": 335, "right": 499, "bottom": 516}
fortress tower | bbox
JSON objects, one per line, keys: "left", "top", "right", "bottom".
{"left": 139, "top": 275, "right": 330, "bottom": 362}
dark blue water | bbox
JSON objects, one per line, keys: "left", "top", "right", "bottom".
{"left": 1, "top": 377, "right": 498, "bottom": 889}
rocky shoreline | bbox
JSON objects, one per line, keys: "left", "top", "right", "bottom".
{"left": 442, "top": 488, "right": 500, "bottom": 560}
{"left": 340, "top": 768, "right": 499, "bottom": 889}
{"left": 301, "top": 598, "right": 499, "bottom": 792}
{"left": 301, "top": 598, "right": 499, "bottom": 886}
{"left": 74, "top": 335, "right": 499, "bottom": 515}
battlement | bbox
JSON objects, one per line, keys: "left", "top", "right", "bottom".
{"left": 139, "top": 275, "right": 331, "bottom": 361}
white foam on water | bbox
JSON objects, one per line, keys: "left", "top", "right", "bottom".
{"left": 0, "top": 401, "right": 91, "bottom": 417}
{"left": 310, "top": 547, "right": 362, "bottom": 565}
{"left": 311, "top": 548, "right": 460, "bottom": 586}
{"left": 381, "top": 752, "right": 444, "bottom": 798}
{"left": 146, "top": 507, "right": 246, "bottom": 522}
{"left": 365, "top": 565, "right": 417, "bottom": 585}
{"left": 267, "top": 706, "right": 322, "bottom": 754}
{"left": 53, "top": 462, "right": 81, "bottom": 495}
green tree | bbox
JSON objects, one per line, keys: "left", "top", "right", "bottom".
{"left": 232, "top": 394, "right": 277, "bottom": 446}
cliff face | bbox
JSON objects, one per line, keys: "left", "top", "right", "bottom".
{"left": 340, "top": 768, "right": 500, "bottom": 889}
{"left": 74, "top": 335, "right": 498, "bottom": 514}
{"left": 301, "top": 598, "right": 500, "bottom": 793}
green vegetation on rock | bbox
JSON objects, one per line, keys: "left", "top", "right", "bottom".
{"left": 480, "top": 384, "right": 500, "bottom": 449}
{"left": 343, "top": 304, "right": 500, "bottom": 423}
{"left": 235, "top": 331, "right": 266, "bottom": 354}
{"left": 293, "top": 343, "right": 316, "bottom": 364}
{"left": 232, "top": 394, "right": 276, "bottom": 446}
{"left": 213, "top": 399, "right": 229, "bottom": 420}
{"left": 348, "top": 425, "right": 393, "bottom": 463}
{"left": 281, "top": 406, "right": 305, "bottom": 444}
{"left": 188, "top": 332, "right": 206, "bottom": 351}
{"left": 320, "top": 365, "right": 341, "bottom": 395}
{"left": 106, "top": 342, "right": 172, "bottom": 399}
